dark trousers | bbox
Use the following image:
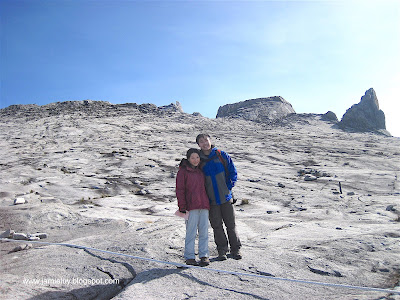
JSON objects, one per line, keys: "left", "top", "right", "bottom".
{"left": 209, "top": 201, "right": 241, "bottom": 253}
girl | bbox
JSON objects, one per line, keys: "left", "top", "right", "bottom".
{"left": 176, "top": 148, "right": 210, "bottom": 266}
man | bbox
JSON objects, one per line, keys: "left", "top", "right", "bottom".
{"left": 196, "top": 133, "right": 242, "bottom": 260}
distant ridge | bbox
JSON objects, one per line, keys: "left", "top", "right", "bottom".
{"left": 1, "top": 88, "right": 391, "bottom": 136}
{"left": 0, "top": 100, "right": 183, "bottom": 119}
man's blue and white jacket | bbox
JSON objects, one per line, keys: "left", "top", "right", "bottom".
{"left": 200, "top": 147, "right": 238, "bottom": 206}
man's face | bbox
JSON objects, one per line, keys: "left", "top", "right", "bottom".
{"left": 198, "top": 137, "right": 212, "bottom": 152}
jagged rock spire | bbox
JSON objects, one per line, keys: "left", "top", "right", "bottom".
{"left": 339, "top": 88, "right": 388, "bottom": 134}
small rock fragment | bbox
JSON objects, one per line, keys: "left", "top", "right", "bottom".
{"left": 0, "top": 229, "right": 14, "bottom": 238}
{"left": 12, "top": 233, "right": 28, "bottom": 240}
{"left": 61, "top": 166, "right": 70, "bottom": 173}
{"left": 240, "top": 199, "right": 249, "bottom": 205}
{"left": 14, "top": 198, "right": 26, "bottom": 205}
{"left": 30, "top": 233, "right": 48, "bottom": 239}
{"left": 135, "top": 189, "right": 147, "bottom": 195}
{"left": 386, "top": 205, "right": 396, "bottom": 212}
{"left": 248, "top": 179, "right": 261, "bottom": 183}
{"left": 304, "top": 175, "right": 317, "bottom": 181}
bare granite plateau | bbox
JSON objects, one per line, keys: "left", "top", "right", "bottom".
{"left": 0, "top": 90, "right": 399, "bottom": 300}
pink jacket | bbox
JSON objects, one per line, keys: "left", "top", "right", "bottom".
{"left": 176, "top": 159, "right": 210, "bottom": 212}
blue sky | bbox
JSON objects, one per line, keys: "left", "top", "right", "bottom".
{"left": 1, "top": 0, "right": 399, "bottom": 136}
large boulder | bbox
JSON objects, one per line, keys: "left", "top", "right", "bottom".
{"left": 216, "top": 96, "right": 295, "bottom": 122}
{"left": 159, "top": 101, "right": 183, "bottom": 113}
{"left": 339, "top": 88, "right": 390, "bottom": 135}
{"left": 321, "top": 111, "right": 339, "bottom": 123}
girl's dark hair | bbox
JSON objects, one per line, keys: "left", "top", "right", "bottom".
{"left": 186, "top": 148, "right": 200, "bottom": 159}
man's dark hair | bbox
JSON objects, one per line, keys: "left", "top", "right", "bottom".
{"left": 196, "top": 133, "right": 211, "bottom": 145}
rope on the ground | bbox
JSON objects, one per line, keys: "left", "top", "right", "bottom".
{"left": 1, "top": 238, "right": 399, "bottom": 295}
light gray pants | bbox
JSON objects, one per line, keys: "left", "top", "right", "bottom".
{"left": 184, "top": 209, "right": 209, "bottom": 259}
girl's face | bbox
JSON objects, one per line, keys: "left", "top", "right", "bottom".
{"left": 188, "top": 153, "right": 200, "bottom": 167}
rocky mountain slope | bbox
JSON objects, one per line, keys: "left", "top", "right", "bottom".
{"left": 0, "top": 99, "right": 399, "bottom": 300}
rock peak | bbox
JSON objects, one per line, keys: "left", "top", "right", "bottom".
{"left": 216, "top": 96, "right": 295, "bottom": 122}
{"left": 361, "top": 88, "right": 379, "bottom": 109}
{"left": 159, "top": 101, "right": 183, "bottom": 113}
{"left": 339, "top": 88, "right": 389, "bottom": 135}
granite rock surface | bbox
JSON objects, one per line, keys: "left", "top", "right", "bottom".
{"left": 1, "top": 100, "right": 399, "bottom": 300}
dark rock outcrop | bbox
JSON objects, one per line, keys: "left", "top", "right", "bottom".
{"left": 339, "top": 88, "right": 390, "bottom": 135}
{"left": 321, "top": 111, "right": 338, "bottom": 123}
{"left": 216, "top": 96, "right": 295, "bottom": 122}
{"left": 159, "top": 101, "right": 183, "bottom": 113}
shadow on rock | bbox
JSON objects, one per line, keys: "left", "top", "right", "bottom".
{"left": 27, "top": 249, "right": 138, "bottom": 300}
{"left": 27, "top": 283, "right": 125, "bottom": 300}
{"left": 131, "top": 267, "right": 270, "bottom": 300}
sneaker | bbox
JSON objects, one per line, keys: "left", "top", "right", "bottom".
{"left": 218, "top": 251, "right": 227, "bottom": 261}
{"left": 185, "top": 259, "right": 198, "bottom": 266}
{"left": 232, "top": 250, "right": 242, "bottom": 260}
{"left": 199, "top": 257, "right": 210, "bottom": 267}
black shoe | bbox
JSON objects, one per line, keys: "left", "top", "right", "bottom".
{"left": 218, "top": 251, "right": 227, "bottom": 261}
{"left": 232, "top": 250, "right": 242, "bottom": 260}
{"left": 185, "top": 259, "right": 198, "bottom": 266}
{"left": 199, "top": 257, "right": 210, "bottom": 267}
